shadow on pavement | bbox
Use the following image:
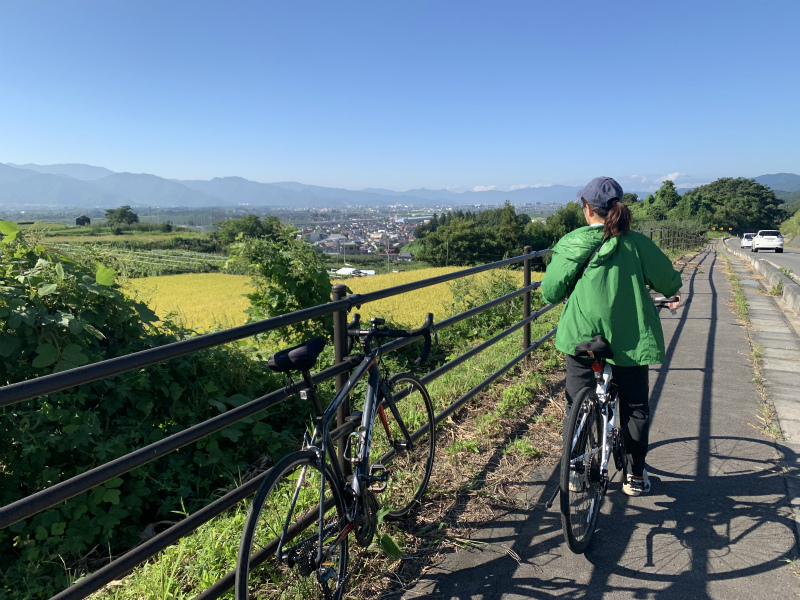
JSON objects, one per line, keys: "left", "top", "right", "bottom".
{"left": 403, "top": 246, "right": 798, "bottom": 599}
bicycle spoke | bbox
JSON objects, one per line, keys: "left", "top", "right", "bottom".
{"left": 236, "top": 452, "right": 349, "bottom": 600}
{"left": 370, "top": 374, "right": 435, "bottom": 520}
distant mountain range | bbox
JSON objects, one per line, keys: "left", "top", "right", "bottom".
{"left": 1, "top": 162, "right": 798, "bottom": 210}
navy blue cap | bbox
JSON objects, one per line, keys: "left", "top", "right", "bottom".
{"left": 576, "top": 176, "right": 623, "bottom": 210}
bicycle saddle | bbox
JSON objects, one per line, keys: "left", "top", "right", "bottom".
{"left": 574, "top": 335, "right": 614, "bottom": 359}
{"left": 267, "top": 337, "right": 326, "bottom": 373}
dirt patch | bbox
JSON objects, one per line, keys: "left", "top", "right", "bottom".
{"left": 349, "top": 350, "right": 566, "bottom": 599}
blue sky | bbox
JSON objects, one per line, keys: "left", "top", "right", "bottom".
{"left": 1, "top": 0, "right": 798, "bottom": 193}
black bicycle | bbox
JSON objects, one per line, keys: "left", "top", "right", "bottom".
{"left": 235, "top": 314, "right": 437, "bottom": 600}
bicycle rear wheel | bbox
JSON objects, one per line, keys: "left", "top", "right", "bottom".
{"left": 371, "top": 373, "right": 436, "bottom": 520}
{"left": 560, "top": 387, "right": 603, "bottom": 554}
{"left": 236, "top": 451, "right": 349, "bottom": 600}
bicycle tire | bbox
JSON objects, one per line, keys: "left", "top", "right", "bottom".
{"left": 371, "top": 372, "right": 436, "bottom": 520}
{"left": 236, "top": 450, "right": 349, "bottom": 600}
{"left": 560, "top": 386, "right": 603, "bottom": 554}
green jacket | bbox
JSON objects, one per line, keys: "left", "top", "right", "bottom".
{"left": 541, "top": 225, "right": 682, "bottom": 366}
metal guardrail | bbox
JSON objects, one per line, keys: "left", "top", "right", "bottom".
{"left": 0, "top": 246, "right": 556, "bottom": 600}
{"left": 637, "top": 228, "right": 707, "bottom": 251}
{"left": 1, "top": 226, "right": 706, "bottom": 599}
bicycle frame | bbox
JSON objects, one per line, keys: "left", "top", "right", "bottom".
{"left": 569, "top": 361, "right": 617, "bottom": 488}
{"left": 275, "top": 344, "right": 414, "bottom": 576}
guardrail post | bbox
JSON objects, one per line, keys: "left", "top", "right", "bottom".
{"left": 331, "top": 284, "right": 350, "bottom": 474}
{"left": 658, "top": 229, "right": 663, "bottom": 249}
{"left": 523, "top": 246, "right": 531, "bottom": 352}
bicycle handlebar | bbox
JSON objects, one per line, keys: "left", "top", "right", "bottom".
{"left": 653, "top": 295, "right": 680, "bottom": 314}
{"left": 347, "top": 312, "right": 436, "bottom": 366}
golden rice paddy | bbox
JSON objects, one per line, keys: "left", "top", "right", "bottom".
{"left": 124, "top": 267, "right": 540, "bottom": 331}
{"left": 335, "top": 267, "right": 530, "bottom": 326}
{"left": 124, "top": 273, "right": 253, "bottom": 331}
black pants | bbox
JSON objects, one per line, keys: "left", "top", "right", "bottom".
{"left": 565, "top": 355, "right": 650, "bottom": 478}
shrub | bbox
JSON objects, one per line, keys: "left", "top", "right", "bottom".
{"left": 0, "top": 222, "right": 305, "bottom": 598}
{"left": 230, "top": 236, "right": 333, "bottom": 345}
{"left": 442, "top": 269, "right": 543, "bottom": 342}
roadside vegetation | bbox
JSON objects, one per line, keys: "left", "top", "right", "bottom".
{"left": 720, "top": 250, "right": 783, "bottom": 441}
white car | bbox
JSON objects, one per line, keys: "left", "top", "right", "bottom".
{"left": 740, "top": 233, "right": 755, "bottom": 249}
{"left": 751, "top": 230, "right": 784, "bottom": 253}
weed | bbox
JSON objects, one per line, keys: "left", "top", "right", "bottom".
{"left": 496, "top": 374, "right": 545, "bottom": 417}
{"left": 746, "top": 342, "right": 783, "bottom": 440}
{"left": 769, "top": 280, "right": 783, "bottom": 296}
{"left": 722, "top": 256, "right": 749, "bottom": 321}
{"left": 447, "top": 439, "right": 480, "bottom": 456}
{"left": 476, "top": 413, "right": 497, "bottom": 437}
{"left": 503, "top": 436, "right": 542, "bottom": 459}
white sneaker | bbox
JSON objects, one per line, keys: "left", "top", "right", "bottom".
{"left": 623, "top": 469, "right": 651, "bottom": 496}
{"left": 569, "top": 470, "right": 583, "bottom": 492}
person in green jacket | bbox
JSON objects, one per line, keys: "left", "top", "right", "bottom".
{"left": 541, "top": 176, "right": 682, "bottom": 496}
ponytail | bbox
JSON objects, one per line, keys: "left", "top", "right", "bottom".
{"left": 582, "top": 199, "right": 633, "bottom": 240}
{"left": 601, "top": 201, "right": 632, "bottom": 240}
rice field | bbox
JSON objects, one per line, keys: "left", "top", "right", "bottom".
{"left": 124, "top": 273, "right": 253, "bottom": 331}
{"left": 124, "top": 267, "right": 541, "bottom": 331}
{"left": 335, "top": 267, "right": 533, "bottom": 326}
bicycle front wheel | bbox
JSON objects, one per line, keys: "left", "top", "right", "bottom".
{"left": 560, "top": 387, "right": 603, "bottom": 554}
{"left": 236, "top": 451, "right": 349, "bottom": 600}
{"left": 371, "top": 373, "right": 436, "bottom": 520}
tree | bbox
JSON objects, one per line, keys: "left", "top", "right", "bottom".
{"left": 212, "top": 215, "right": 293, "bottom": 245}
{"left": 622, "top": 192, "right": 640, "bottom": 205}
{"left": 646, "top": 181, "right": 682, "bottom": 221}
{"left": 415, "top": 220, "right": 499, "bottom": 266}
{"left": 677, "top": 178, "right": 785, "bottom": 231}
{"left": 497, "top": 201, "right": 525, "bottom": 253}
{"left": 542, "top": 202, "right": 584, "bottom": 241}
{"left": 104, "top": 205, "right": 139, "bottom": 226}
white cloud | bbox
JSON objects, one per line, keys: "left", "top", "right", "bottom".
{"left": 661, "top": 172, "right": 687, "bottom": 182}
{"left": 473, "top": 185, "right": 497, "bottom": 192}
{"left": 510, "top": 183, "right": 551, "bottom": 191}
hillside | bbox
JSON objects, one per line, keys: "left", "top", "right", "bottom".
{"left": 2, "top": 161, "right": 798, "bottom": 210}
{"left": 754, "top": 173, "right": 800, "bottom": 193}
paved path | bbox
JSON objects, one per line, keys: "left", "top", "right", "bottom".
{"left": 404, "top": 244, "right": 799, "bottom": 600}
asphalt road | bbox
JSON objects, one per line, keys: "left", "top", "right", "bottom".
{"left": 403, "top": 244, "right": 799, "bottom": 600}
{"left": 737, "top": 243, "right": 800, "bottom": 280}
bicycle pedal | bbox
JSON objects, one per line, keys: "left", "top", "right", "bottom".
{"left": 362, "top": 464, "right": 389, "bottom": 492}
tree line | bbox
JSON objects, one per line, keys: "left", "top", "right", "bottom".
{"left": 626, "top": 177, "right": 786, "bottom": 232}
{"left": 412, "top": 177, "right": 789, "bottom": 266}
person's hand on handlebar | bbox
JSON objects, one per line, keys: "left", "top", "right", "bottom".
{"left": 667, "top": 292, "right": 681, "bottom": 311}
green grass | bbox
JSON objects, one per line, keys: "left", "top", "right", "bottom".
{"left": 85, "top": 307, "right": 562, "bottom": 598}
{"left": 88, "top": 502, "right": 249, "bottom": 599}
{"left": 723, "top": 256, "right": 749, "bottom": 322}
{"left": 496, "top": 373, "right": 546, "bottom": 417}
{"left": 503, "top": 436, "right": 542, "bottom": 459}
{"left": 447, "top": 439, "right": 480, "bottom": 456}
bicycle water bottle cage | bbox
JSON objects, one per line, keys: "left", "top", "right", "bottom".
{"left": 574, "top": 335, "right": 614, "bottom": 360}
{"left": 267, "top": 337, "right": 327, "bottom": 373}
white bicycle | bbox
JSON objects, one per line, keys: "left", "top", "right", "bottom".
{"left": 546, "top": 296, "right": 678, "bottom": 553}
